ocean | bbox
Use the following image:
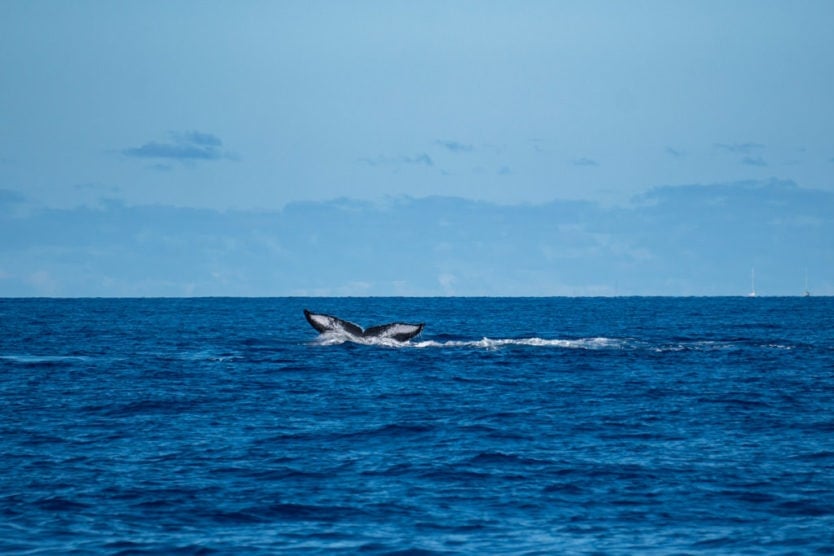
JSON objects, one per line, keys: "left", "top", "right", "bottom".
{"left": 1, "top": 297, "right": 833, "bottom": 555}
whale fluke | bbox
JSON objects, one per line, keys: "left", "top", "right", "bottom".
{"left": 304, "top": 309, "right": 424, "bottom": 342}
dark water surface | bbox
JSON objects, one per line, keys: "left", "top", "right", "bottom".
{"left": 2, "top": 297, "right": 833, "bottom": 554}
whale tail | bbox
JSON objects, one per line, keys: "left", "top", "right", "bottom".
{"left": 304, "top": 309, "right": 424, "bottom": 342}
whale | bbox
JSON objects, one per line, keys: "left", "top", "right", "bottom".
{"left": 304, "top": 309, "right": 424, "bottom": 342}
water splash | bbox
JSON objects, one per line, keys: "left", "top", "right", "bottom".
{"left": 413, "top": 337, "right": 628, "bottom": 350}
{"left": 312, "top": 336, "right": 802, "bottom": 352}
{"left": 313, "top": 334, "right": 628, "bottom": 350}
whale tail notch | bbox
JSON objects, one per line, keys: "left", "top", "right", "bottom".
{"left": 304, "top": 309, "right": 424, "bottom": 342}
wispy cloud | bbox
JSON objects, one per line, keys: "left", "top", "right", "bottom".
{"left": 405, "top": 154, "right": 433, "bottom": 166}
{"left": 0, "top": 189, "right": 25, "bottom": 205}
{"left": 715, "top": 142, "right": 765, "bottom": 154}
{"left": 359, "top": 153, "right": 434, "bottom": 168}
{"left": 122, "top": 131, "right": 231, "bottom": 162}
{"left": 571, "top": 157, "right": 599, "bottom": 167}
{"left": 715, "top": 142, "right": 768, "bottom": 167}
{"left": 528, "top": 138, "right": 551, "bottom": 153}
{"left": 436, "top": 140, "right": 474, "bottom": 153}
{"left": 74, "top": 182, "right": 121, "bottom": 194}
{"left": 742, "top": 156, "right": 767, "bottom": 167}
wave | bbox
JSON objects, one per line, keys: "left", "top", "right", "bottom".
{"left": 0, "top": 354, "right": 92, "bottom": 366}
{"left": 650, "top": 340, "right": 799, "bottom": 353}
{"left": 161, "top": 350, "right": 241, "bottom": 363}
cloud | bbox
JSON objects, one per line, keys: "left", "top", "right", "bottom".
{"left": 122, "top": 131, "right": 231, "bottom": 162}
{"left": 715, "top": 142, "right": 769, "bottom": 167}
{"left": 436, "top": 140, "right": 474, "bottom": 153}
{"left": 27, "top": 270, "right": 58, "bottom": 296}
{"left": 742, "top": 156, "right": 767, "bottom": 167}
{"left": 2, "top": 181, "right": 832, "bottom": 296}
{"left": 182, "top": 131, "right": 222, "bottom": 147}
{"left": 528, "top": 138, "right": 551, "bottom": 153}
{"left": 359, "top": 153, "right": 434, "bottom": 168}
{"left": 406, "top": 153, "right": 433, "bottom": 166}
{"left": 74, "top": 182, "right": 121, "bottom": 194}
{"left": 715, "top": 142, "right": 765, "bottom": 154}
{"left": 571, "top": 157, "right": 599, "bottom": 167}
{"left": 0, "top": 189, "right": 25, "bottom": 205}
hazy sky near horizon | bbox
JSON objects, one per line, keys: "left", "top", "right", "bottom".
{"left": 2, "top": 2, "right": 834, "bottom": 297}
{"left": 3, "top": 1, "right": 834, "bottom": 211}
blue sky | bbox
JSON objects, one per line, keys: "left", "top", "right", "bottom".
{"left": 1, "top": 2, "right": 833, "bottom": 296}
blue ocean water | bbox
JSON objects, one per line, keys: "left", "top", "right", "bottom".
{"left": 1, "top": 297, "right": 833, "bottom": 555}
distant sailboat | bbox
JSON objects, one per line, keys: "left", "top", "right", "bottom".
{"left": 748, "top": 268, "right": 757, "bottom": 297}
{"left": 804, "top": 268, "right": 811, "bottom": 297}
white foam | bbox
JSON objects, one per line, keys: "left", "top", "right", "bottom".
{"left": 312, "top": 333, "right": 630, "bottom": 350}
{"left": 413, "top": 337, "right": 627, "bottom": 350}
{"left": 313, "top": 331, "right": 407, "bottom": 348}
{"left": 311, "top": 335, "right": 799, "bottom": 353}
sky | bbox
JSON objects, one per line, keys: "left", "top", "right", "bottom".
{"left": 1, "top": 1, "right": 833, "bottom": 296}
